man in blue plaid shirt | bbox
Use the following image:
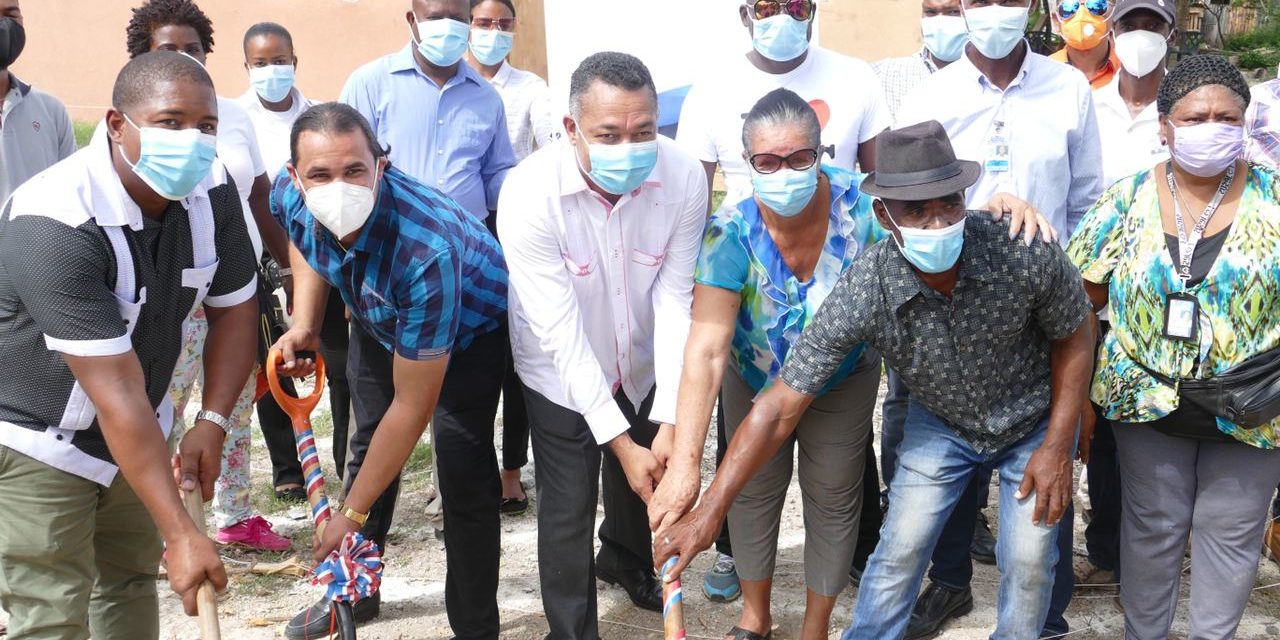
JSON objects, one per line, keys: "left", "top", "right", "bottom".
{"left": 270, "top": 103, "right": 509, "bottom": 640}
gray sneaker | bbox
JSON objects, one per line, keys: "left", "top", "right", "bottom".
{"left": 702, "top": 552, "right": 741, "bottom": 602}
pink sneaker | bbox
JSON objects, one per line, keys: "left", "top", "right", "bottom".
{"left": 215, "top": 516, "right": 292, "bottom": 551}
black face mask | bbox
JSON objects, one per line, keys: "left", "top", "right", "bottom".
{"left": 0, "top": 19, "right": 25, "bottom": 69}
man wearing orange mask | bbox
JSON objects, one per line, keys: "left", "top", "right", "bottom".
{"left": 1051, "top": 0, "right": 1122, "bottom": 89}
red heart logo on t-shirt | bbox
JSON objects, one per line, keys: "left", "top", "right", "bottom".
{"left": 808, "top": 99, "right": 830, "bottom": 131}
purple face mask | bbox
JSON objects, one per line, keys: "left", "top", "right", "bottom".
{"left": 1170, "top": 122, "right": 1245, "bottom": 178}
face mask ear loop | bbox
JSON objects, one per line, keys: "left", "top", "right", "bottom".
{"left": 876, "top": 198, "right": 908, "bottom": 250}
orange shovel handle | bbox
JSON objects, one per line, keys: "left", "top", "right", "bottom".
{"left": 266, "top": 348, "right": 327, "bottom": 420}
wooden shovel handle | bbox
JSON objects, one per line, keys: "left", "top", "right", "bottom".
{"left": 181, "top": 489, "right": 222, "bottom": 640}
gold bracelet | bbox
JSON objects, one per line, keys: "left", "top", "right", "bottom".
{"left": 338, "top": 503, "right": 369, "bottom": 526}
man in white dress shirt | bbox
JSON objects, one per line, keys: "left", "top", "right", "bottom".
{"left": 892, "top": 0, "right": 1104, "bottom": 636}
{"left": 498, "top": 51, "right": 707, "bottom": 638}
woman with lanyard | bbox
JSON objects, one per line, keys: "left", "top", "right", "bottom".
{"left": 1068, "top": 55, "right": 1280, "bottom": 640}
{"left": 648, "top": 88, "right": 1053, "bottom": 640}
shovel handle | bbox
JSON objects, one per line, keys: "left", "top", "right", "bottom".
{"left": 181, "top": 489, "right": 221, "bottom": 640}
{"left": 266, "top": 348, "right": 326, "bottom": 420}
{"left": 660, "top": 557, "right": 686, "bottom": 639}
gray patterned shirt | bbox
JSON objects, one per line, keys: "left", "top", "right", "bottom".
{"left": 780, "top": 213, "right": 1091, "bottom": 451}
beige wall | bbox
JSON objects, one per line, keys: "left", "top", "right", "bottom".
{"left": 15, "top": 0, "right": 548, "bottom": 122}
{"left": 819, "top": 0, "right": 922, "bottom": 61}
{"left": 16, "top": 0, "right": 916, "bottom": 123}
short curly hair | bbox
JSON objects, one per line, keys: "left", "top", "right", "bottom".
{"left": 125, "top": 0, "right": 215, "bottom": 60}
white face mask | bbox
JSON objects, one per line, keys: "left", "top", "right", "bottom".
{"left": 1113, "top": 29, "right": 1169, "bottom": 78}
{"left": 301, "top": 172, "right": 380, "bottom": 239}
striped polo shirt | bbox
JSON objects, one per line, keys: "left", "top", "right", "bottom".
{"left": 272, "top": 164, "right": 507, "bottom": 359}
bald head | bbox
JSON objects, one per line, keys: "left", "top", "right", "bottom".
{"left": 112, "top": 50, "right": 213, "bottom": 112}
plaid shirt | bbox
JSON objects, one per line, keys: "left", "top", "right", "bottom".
{"left": 272, "top": 165, "right": 507, "bottom": 360}
{"left": 779, "top": 213, "right": 1091, "bottom": 452}
{"left": 1247, "top": 79, "right": 1280, "bottom": 170}
{"left": 872, "top": 49, "right": 938, "bottom": 122}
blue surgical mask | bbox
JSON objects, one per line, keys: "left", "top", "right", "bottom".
{"left": 751, "top": 14, "right": 811, "bottom": 62}
{"left": 963, "top": 5, "right": 1029, "bottom": 59}
{"left": 470, "top": 28, "right": 514, "bottom": 66}
{"left": 921, "top": 15, "right": 968, "bottom": 63}
{"left": 881, "top": 200, "right": 967, "bottom": 274}
{"left": 120, "top": 114, "right": 217, "bottom": 201}
{"left": 413, "top": 18, "right": 470, "bottom": 67}
{"left": 573, "top": 125, "right": 659, "bottom": 195}
{"left": 752, "top": 165, "right": 819, "bottom": 217}
{"left": 249, "top": 64, "right": 295, "bottom": 104}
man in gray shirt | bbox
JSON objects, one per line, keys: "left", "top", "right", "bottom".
{"left": 656, "top": 121, "right": 1095, "bottom": 639}
{"left": 0, "top": 0, "right": 76, "bottom": 202}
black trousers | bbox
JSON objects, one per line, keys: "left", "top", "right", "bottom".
{"left": 526, "top": 385, "right": 658, "bottom": 640}
{"left": 346, "top": 320, "right": 503, "bottom": 640}
{"left": 500, "top": 353, "right": 530, "bottom": 471}
{"left": 1085, "top": 406, "right": 1122, "bottom": 571}
{"left": 258, "top": 288, "right": 353, "bottom": 486}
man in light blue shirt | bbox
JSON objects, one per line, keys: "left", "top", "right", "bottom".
{"left": 339, "top": 0, "right": 515, "bottom": 220}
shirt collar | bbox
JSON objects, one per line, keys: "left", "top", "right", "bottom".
{"left": 491, "top": 61, "right": 514, "bottom": 87}
{"left": 918, "top": 48, "right": 939, "bottom": 74}
{"left": 86, "top": 123, "right": 146, "bottom": 230}
{"left": 958, "top": 43, "right": 1034, "bottom": 91}
{"left": 390, "top": 43, "right": 483, "bottom": 89}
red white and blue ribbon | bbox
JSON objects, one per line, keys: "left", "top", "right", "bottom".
{"left": 295, "top": 430, "right": 332, "bottom": 526}
{"left": 661, "top": 556, "right": 686, "bottom": 639}
{"left": 313, "top": 532, "right": 383, "bottom": 604}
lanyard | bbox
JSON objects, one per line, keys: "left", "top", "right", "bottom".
{"left": 1165, "top": 162, "right": 1234, "bottom": 288}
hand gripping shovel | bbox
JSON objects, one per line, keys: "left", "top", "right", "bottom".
{"left": 267, "top": 349, "right": 382, "bottom": 639}
{"left": 180, "top": 489, "right": 221, "bottom": 639}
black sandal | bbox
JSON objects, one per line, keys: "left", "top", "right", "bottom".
{"left": 274, "top": 486, "right": 307, "bottom": 503}
{"left": 500, "top": 496, "right": 529, "bottom": 516}
{"left": 725, "top": 626, "right": 772, "bottom": 640}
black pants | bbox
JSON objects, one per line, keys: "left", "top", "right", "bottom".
{"left": 1085, "top": 407, "right": 1121, "bottom": 572}
{"left": 526, "top": 385, "right": 658, "bottom": 640}
{"left": 500, "top": 352, "right": 530, "bottom": 471}
{"left": 258, "top": 288, "right": 353, "bottom": 486}
{"left": 346, "top": 320, "right": 503, "bottom": 640}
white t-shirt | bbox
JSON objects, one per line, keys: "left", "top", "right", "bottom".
{"left": 1093, "top": 77, "right": 1166, "bottom": 190}
{"left": 676, "top": 47, "right": 890, "bottom": 208}
{"left": 236, "top": 87, "right": 313, "bottom": 179}
{"left": 216, "top": 96, "right": 267, "bottom": 258}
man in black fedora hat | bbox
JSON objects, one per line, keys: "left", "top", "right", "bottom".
{"left": 655, "top": 120, "right": 1096, "bottom": 639}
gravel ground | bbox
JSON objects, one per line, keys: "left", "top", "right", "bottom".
{"left": 2, "top": 379, "right": 1278, "bottom": 639}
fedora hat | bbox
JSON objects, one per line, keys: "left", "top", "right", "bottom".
{"left": 860, "top": 120, "right": 981, "bottom": 201}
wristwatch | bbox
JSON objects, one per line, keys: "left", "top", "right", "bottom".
{"left": 194, "top": 409, "right": 233, "bottom": 434}
{"left": 339, "top": 503, "right": 369, "bottom": 526}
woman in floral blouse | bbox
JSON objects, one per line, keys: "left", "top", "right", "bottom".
{"left": 1067, "top": 56, "right": 1280, "bottom": 640}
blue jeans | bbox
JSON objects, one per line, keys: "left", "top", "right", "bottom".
{"left": 879, "top": 368, "right": 909, "bottom": 491}
{"left": 843, "top": 401, "right": 1065, "bottom": 640}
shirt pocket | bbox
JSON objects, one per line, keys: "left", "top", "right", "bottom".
{"left": 355, "top": 283, "right": 397, "bottom": 327}
{"left": 563, "top": 250, "right": 598, "bottom": 277}
{"left": 181, "top": 260, "right": 220, "bottom": 316}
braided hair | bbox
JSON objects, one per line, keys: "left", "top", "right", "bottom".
{"left": 1157, "top": 55, "right": 1250, "bottom": 116}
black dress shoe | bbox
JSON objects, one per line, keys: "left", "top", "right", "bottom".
{"left": 284, "top": 591, "right": 380, "bottom": 639}
{"left": 905, "top": 582, "right": 973, "bottom": 640}
{"left": 596, "top": 565, "right": 662, "bottom": 612}
{"left": 971, "top": 511, "right": 997, "bottom": 565}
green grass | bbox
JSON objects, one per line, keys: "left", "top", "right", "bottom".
{"left": 73, "top": 121, "right": 95, "bottom": 149}
{"left": 1239, "top": 48, "right": 1280, "bottom": 70}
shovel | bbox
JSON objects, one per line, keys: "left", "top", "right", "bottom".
{"left": 180, "top": 489, "right": 221, "bottom": 640}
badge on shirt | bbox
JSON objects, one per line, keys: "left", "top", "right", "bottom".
{"left": 985, "top": 121, "right": 1010, "bottom": 174}
{"left": 1163, "top": 292, "right": 1199, "bottom": 342}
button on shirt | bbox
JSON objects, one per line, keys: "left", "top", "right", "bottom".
{"left": 0, "top": 132, "right": 258, "bottom": 484}
{"left": 498, "top": 138, "right": 708, "bottom": 444}
{"left": 872, "top": 49, "right": 939, "bottom": 121}
{"left": 487, "top": 61, "right": 557, "bottom": 162}
{"left": 340, "top": 45, "right": 517, "bottom": 219}
{"left": 1093, "top": 77, "right": 1167, "bottom": 188}
{"left": 779, "top": 213, "right": 1091, "bottom": 451}
{"left": 896, "top": 50, "right": 1104, "bottom": 240}
{"left": 272, "top": 165, "right": 507, "bottom": 360}
{"left": 0, "top": 74, "right": 76, "bottom": 203}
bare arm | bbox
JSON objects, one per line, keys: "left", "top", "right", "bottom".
{"left": 648, "top": 285, "right": 740, "bottom": 531}
{"left": 61, "top": 353, "right": 228, "bottom": 613}
{"left": 857, "top": 135, "right": 880, "bottom": 173}
{"left": 248, "top": 174, "right": 291, "bottom": 268}
{"left": 314, "top": 353, "right": 448, "bottom": 560}
{"left": 654, "top": 381, "right": 815, "bottom": 577}
{"left": 1083, "top": 280, "right": 1108, "bottom": 313}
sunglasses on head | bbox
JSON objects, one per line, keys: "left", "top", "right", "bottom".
{"left": 1058, "top": 0, "right": 1109, "bottom": 19}
{"left": 751, "top": 0, "right": 814, "bottom": 22}
{"left": 749, "top": 148, "right": 820, "bottom": 174}
{"left": 471, "top": 17, "right": 516, "bottom": 31}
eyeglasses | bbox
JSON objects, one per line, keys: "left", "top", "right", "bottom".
{"left": 471, "top": 17, "right": 516, "bottom": 31}
{"left": 1057, "top": 0, "right": 1109, "bottom": 20}
{"left": 749, "top": 148, "right": 820, "bottom": 174}
{"left": 750, "top": 0, "right": 814, "bottom": 22}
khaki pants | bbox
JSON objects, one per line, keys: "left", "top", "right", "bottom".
{"left": 0, "top": 445, "right": 162, "bottom": 640}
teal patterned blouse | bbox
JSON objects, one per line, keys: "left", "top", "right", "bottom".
{"left": 1066, "top": 164, "right": 1280, "bottom": 449}
{"left": 695, "top": 165, "right": 885, "bottom": 394}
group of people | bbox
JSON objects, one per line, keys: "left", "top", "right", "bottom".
{"left": 1, "top": 0, "right": 1279, "bottom": 639}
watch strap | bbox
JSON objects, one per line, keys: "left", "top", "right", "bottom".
{"left": 194, "top": 409, "right": 234, "bottom": 433}
{"left": 339, "top": 503, "right": 369, "bottom": 526}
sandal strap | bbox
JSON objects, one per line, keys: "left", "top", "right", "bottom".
{"left": 725, "top": 626, "right": 771, "bottom": 640}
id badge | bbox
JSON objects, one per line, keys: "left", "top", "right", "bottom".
{"left": 1163, "top": 292, "right": 1199, "bottom": 342}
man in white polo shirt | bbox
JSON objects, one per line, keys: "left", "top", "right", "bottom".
{"left": 0, "top": 0, "right": 76, "bottom": 203}
{"left": 499, "top": 52, "right": 706, "bottom": 638}
{"left": 1094, "top": 0, "right": 1173, "bottom": 188}
{"left": 0, "top": 51, "right": 258, "bottom": 639}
